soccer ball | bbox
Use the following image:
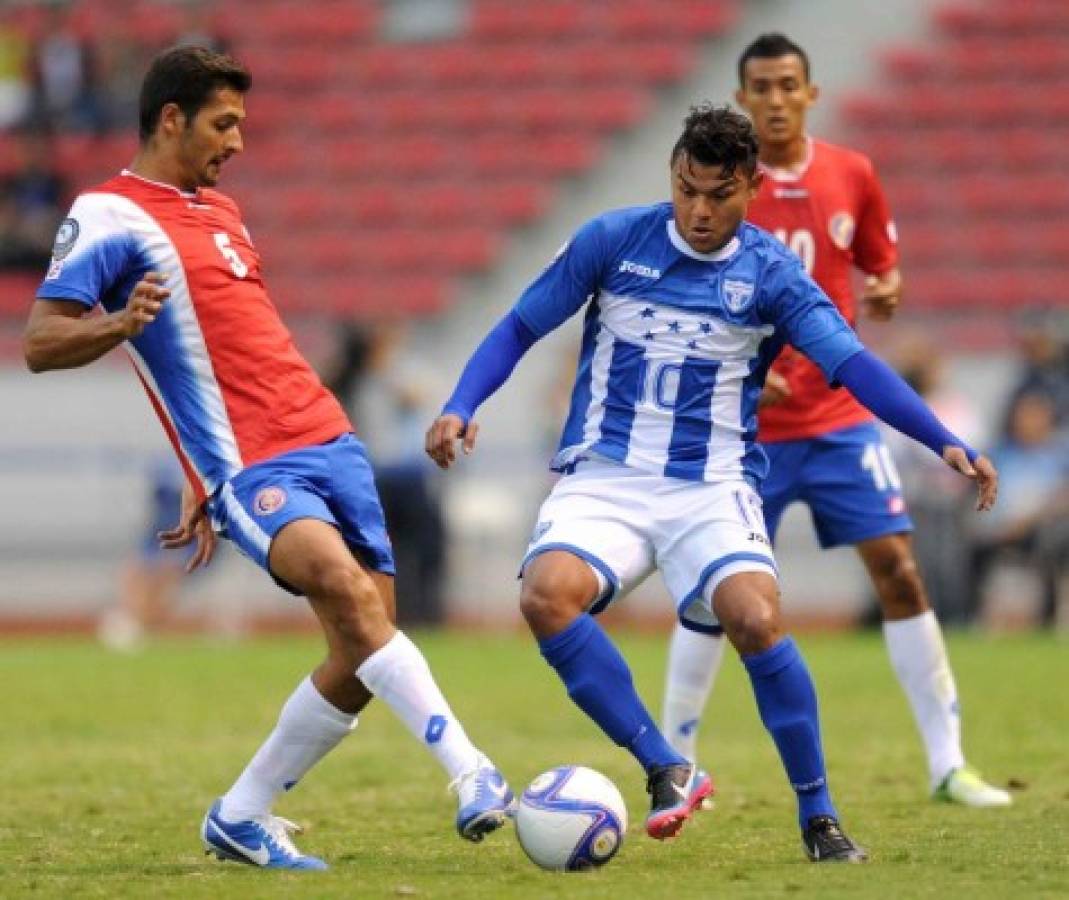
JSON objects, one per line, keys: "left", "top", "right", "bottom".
{"left": 515, "top": 765, "right": 628, "bottom": 871}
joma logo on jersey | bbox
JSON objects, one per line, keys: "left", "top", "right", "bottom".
{"left": 619, "top": 260, "right": 661, "bottom": 279}
{"left": 722, "top": 279, "right": 755, "bottom": 312}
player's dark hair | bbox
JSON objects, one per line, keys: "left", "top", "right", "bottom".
{"left": 737, "top": 32, "right": 810, "bottom": 85}
{"left": 670, "top": 103, "right": 758, "bottom": 177}
{"left": 138, "top": 45, "right": 251, "bottom": 142}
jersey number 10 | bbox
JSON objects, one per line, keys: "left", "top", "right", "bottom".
{"left": 772, "top": 228, "right": 815, "bottom": 275}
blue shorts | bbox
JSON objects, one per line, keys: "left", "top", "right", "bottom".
{"left": 760, "top": 421, "right": 913, "bottom": 549}
{"left": 207, "top": 433, "right": 395, "bottom": 593}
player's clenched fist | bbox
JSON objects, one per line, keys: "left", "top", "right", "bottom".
{"left": 425, "top": 413, "right": 479, "bottom": 469}
{"left": 862, "top": 271, "right": 902, "bottom": 321}
{"left": 119, "top": 271, "right": 170, "bottom": 337}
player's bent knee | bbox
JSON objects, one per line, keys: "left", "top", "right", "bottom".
{"left": 871, "top": 551, "right": 928, "bottom": 618}
{"left": 716, "top": 589, "right": 783, "bottom": 655}
{"left": 519, "top": 561, "right": 596, "bottom": 635}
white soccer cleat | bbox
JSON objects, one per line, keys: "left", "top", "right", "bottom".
{"left": 934, "top": 766, "right": 1013, "bottom": 808}
{"left": 450, "top": 753, "right": 516, "bottom": 842}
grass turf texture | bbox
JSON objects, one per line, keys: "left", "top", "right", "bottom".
{"left": 2, "top": 631, "right": 1066, "bottom": 898}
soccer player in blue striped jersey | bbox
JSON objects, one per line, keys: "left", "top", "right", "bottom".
{"left": 426, "top": 104, "right": 997, "bottom": 863}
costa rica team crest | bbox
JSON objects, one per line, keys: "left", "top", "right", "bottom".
{"left": 253, "top": 486, "right": 287, "bottom": 516}
{"left": 722, "top": 278, "right": 755, "bottom": 313}
{"left": 828, "top": 212, "right": 856, "bottom": 250}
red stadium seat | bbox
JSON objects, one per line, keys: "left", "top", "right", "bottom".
{"left": 0, "top": 274, "right": 38, "bottom": 317}
{"left": 936, "top": 2, "right": 1069, "bottom": 38}
{"left": 240, "top": 1, "right": 378, "bottom": 45}
{"left": 17, "top": 0, "right": 729, "bottom": 326}
{"left": 270, "top": 273, "right": 453, "bottom": 317}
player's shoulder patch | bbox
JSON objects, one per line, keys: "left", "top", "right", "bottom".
{"left": 51, "top": 217, "right": 80, "bottom": 261}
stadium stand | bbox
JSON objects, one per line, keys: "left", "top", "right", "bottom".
{"left": 0, "top": 0, "right": 739, "bottom": 328}
{"left": 840, "top": 0, "right": 1069, "bottom": 314}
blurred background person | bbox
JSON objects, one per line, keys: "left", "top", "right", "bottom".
{"left": 0, "top": 16, "right": 31, "bottom": 129}
{"left": 326, "top": 322, "right": 447, "bottom": 628}
{"left": 0, "top": 130, "right": 67, "bottom": 271}
{"left": 26, "top": 2, "right": 106, "bottom": 133}
{"left": 97, "top": 454, "right": 195, "bottom": 650}
{"left": 968, "top": 391, "right": 1069, "bottom": 629}
{"left": 999, "top": 313, "right": 1069, "bottom": 440}
{"left": 883, "top": 336, "right": 984, "bottom": 626}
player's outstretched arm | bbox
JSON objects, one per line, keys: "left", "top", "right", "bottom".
{"left": 158, "top": 481, "right": 216, "bottom": 571}
{"left": 24, "top": 273, "right": 170, "bottom": 372}
{"left": 425, "top": 309, "right": 539, "bottom": 470}
{"left": 834, "top": 349, "right": 997, "bottom": 511}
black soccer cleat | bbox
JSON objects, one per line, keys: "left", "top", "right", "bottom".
{"left": 802, "top": 815, "right": 868, "bottom": 863}
{"left": 644, "top": 763, "right": 714, "bottom": 839}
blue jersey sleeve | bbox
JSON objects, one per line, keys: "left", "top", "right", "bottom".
{"left": 835, "top": 350, "right": 978, "bottom": 461}
{"left": 36, "top": 194, "right": 138, "bottom": 309}
{"left": 759, "top": 253, "right": 863, "bottom": 382}
{"left": 512, "top": 216, "right": 610, "bottom": 338}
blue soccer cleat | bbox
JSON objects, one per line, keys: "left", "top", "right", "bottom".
{"left": 451, "top": 754, "right": 516, "bottom": 842}
{"left": 201, "top": 799, "right": 328, "bottom": 870}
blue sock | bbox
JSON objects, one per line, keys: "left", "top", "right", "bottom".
{"left": 742, "top": 637, "right": 837, "bottom": 828}
{"left": 538, "top": 614, "right": 685, "bottom": 771}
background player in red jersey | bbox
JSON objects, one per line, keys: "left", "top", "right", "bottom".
{"left": 22, "top": 46, "right": 513, "bottom": 870}
{"left": 660, "top": 34, "right": 1011, "bottom": 808}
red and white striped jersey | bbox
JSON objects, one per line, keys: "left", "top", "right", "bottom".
{"left": 37, "top": 171, "right": 351, "bottom": 500}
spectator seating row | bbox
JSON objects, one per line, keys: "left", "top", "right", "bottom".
{"left": 840, "top": 0, "right": 1069, "bottom": 313}
{"left": 0, "top": 0, "right": 739, "bottom": 330}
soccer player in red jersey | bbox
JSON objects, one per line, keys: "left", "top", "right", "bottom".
{"left": 23, "top": 46, "right": 514, "bottom": 870}
{"left": 661, "top": 34, "right": 1011, "bottom": 808}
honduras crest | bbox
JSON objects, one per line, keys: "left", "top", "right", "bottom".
{"left": 722, "top": 278, "right": 755, "bottom": 313}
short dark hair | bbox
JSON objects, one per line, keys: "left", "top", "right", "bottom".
{"left": 138, "top": 45, "right": 251, "bottom": 142}
{"left": 737, "top": 33, "right": 810, "bottom": 85}
{"left": 670, "top": 103, "right": 758, "bottom": 177}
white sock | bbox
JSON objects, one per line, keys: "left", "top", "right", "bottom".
{"left": 356, "top": 631, "right": 481, "bottom": 780}
{"left": 883, "top": 611, "right": 965, "bottom": 789}
{"left": 219, "top": 675, "right": 357, "bottom": 822}
{"left": 661, "top": 624, "right": 727, "bottom": 763}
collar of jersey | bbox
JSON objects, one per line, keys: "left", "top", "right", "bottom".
{"left": 757, "top": 135, "right": 814, "bottom": 183}
{"left": 666, "top": 219, "right": 740, "bottom": 263}
{"left": 120, "top": 169, "right": 199, "bottom": 199}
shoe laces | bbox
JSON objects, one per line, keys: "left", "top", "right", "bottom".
{"left": 809, "top": 816, "right": 854, "bottom": 854}
{"left": 646, "top": 763, "right": 692, "bottom": 808}
{"left": 448, "top": 761, "right": 487, "bottom": 803}
{"left": 252, "top": 814, "right": 305, "bottom": 858}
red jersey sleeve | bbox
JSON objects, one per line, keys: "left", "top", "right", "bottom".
{"left": 851, "top": 156, "right": 898, "bottom": 276}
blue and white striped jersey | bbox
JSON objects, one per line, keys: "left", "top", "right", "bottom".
{"left": 513, "top": 202, "right": 863, "bottom": 485}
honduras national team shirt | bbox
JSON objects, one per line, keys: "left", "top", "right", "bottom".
{"left": 515, "top": 203, "right": 863, "bottom": 485}
{"left": 36, "top": 171, "right": 351, "bottom": 501}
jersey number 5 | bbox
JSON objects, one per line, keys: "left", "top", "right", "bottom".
{"left": 772, "top": 228, "right": 815, "bottom": 275}
{"left": 213, "top": 232, "right": 249, "bottom": 279}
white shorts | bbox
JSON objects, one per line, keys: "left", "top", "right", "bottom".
{"left": 521, "top": 456, "right": 777, "bottom": 633}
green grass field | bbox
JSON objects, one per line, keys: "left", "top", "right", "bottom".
{"left": 2, "top": 630, "right": 1066, "bottom": 898}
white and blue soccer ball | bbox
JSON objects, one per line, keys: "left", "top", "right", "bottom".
{"left": 515, "top": 765, "right": 628, "bottom": 871}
